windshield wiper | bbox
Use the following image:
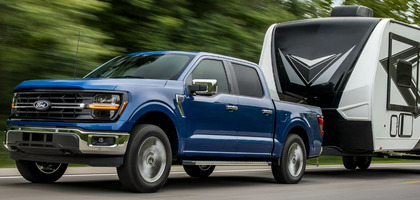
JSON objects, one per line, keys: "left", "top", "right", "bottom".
{"left": 110, "top": 76, "right": 144, "bottom": 79}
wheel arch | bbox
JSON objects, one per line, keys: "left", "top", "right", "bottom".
{"left": 274, "top": 118, "right": 312, "bottom": 158}
{"left": 287, "top": 126, "right": 310, "bottom": 157}
{"left": 129, "top": 102, "right": 182, "bottom": 160}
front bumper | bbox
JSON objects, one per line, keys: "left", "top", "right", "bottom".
{"left": 4, "top": 126, "right": 130, "bottom": 156}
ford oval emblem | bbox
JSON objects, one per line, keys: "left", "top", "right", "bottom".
{"left": 33, "top": 100, "right": 51, "bottom": 111}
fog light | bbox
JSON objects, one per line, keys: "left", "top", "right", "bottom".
{"left": 91, "top": 136, "right": 116, "bottom": 146}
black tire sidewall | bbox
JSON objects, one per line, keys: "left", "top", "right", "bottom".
{"left": 356, "top": 156, "right": 372, "bottom": 170}
{"left": 118, "top": 124, "right": 172, "bottom": 193}
{"left": 342, "top": 156, "right": 358, "bottom": 169}
{"left": 272, "top": 134, "right": 306, "bottom": 184}
{"left": 183, "top": 165, "right": 215, "bottom": 178}
{"left": 16, "top": 160, "right": 68, "bottom": 183}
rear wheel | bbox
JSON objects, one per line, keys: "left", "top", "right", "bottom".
{"left": 183, "top": 165, "right": 215, "bottom": 178}
{"left": 117, "top": 124, "right": 172, "bottom": 193}
{"left": 342, "top": 156, "right": 357, "bottom": 169}
{"left": 356, "top": 156, "right": 372, "bottom": 170}
{"left": 16, "top": 160, "right": 68, "bottom": 183}
{"left": 272, "top": 134, "right": 306, "bottom": 184}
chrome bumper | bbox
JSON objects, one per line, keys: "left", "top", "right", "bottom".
{"left": 4, "top": 126, "right": 130, "bottom": 155}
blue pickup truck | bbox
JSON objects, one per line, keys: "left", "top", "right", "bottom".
{"left": 4, "top": 51, "right": 323, "bottom": 192}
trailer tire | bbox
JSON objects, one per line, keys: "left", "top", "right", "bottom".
{"left": 356, "top": 156, "right": 372, "bottom": 170}
{"left": 272, "top": 134, "right": 306, "bottom": 184}
{"left": 183, "top": 165, "right": 215, "bottom": 178}
{"left": 342, "top": 156, "right": 357, "bottom": 169}
{"left": 16, "top": 160, "right": 67, "bottom": 183}
{"left": 117, "top": 124, "right": 172, "bottom": 193}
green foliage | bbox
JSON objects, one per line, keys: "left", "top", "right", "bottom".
{"left": 0, "top": 0, "right": 418, "bottom": 167}
{"left": 343, "top": 0, "right": 419, "bottom": 24}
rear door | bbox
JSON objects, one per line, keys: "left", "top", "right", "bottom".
{"left": 229, "top": 62, "right": 275, "bottom": 157}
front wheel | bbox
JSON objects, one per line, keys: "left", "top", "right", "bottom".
{"left": 117, "top": 124, "right": 172, "bottom": 193}
{"left": 16, "top": 160, "right": 68, "bottom": 183}
{"left": 183, "top": 165, "right": 215, "bottom": 178}
{"left": 271, "top": 134, "right": 306, "bottom": 184}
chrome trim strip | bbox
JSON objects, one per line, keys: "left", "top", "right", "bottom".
{"left": 14, "top": 103, "right": 86, "bottom": 109}
{"left": 175, "top": 94, "right": 185, "bottom": 117}
{"left": 183, "top": 160, "right": 272, "bottom": 166}
{"left": 5, "top": 126, "right": 129, "bottom": 155}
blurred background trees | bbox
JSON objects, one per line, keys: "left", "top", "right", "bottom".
{"left": 0, "top": 0, "right": 419, "bottom": 126}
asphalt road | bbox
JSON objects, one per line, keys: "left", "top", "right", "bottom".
{"left": 1, "top": 163, "right": 420, "bottom": 200}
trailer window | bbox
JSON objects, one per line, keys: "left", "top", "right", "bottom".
{"left": 396, "top": 60, "right": 413, "bottom": 88}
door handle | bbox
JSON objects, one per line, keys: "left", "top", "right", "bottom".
{"left": 262, "top": 109, "right": 273, "bottom": 115}
{"left": 226, "top": 105, "right": 238, "bottom": 111}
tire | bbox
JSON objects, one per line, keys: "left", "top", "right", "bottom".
{"left": 16, "top": 160, "right": 67, "bottom": 183}
{"left": 342, "top": 156, "right": 357, "bottom": 169}
{"left": 356, "top": 156, "right": 372, "bottom": 170}
{"left": 183, "top": 165, "right": 215, "bottom": 178}
{"left": 117, "top": 124, "right": 172, "bottom": 193}
{"left": 272, "top": 134, "right": 306, "bottom": 184}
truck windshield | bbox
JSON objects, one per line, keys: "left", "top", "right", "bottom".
{"left": 85, "top": 54, "right": 194, "bottom": 80}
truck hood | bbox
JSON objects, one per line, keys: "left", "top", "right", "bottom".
{"left": 15, "top": 78, "right": 168, "bottom": 90}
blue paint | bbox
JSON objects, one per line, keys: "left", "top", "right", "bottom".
{"left": 7, "top": 51, "right": 323, "bottom": 160}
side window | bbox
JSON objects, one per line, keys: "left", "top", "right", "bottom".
{"left": 232, "top": 63, "right": 264, "bottom": 98}
{"left": 191, "top": 59, "right": 229, "bottom": 94}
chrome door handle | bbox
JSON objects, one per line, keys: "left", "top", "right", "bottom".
{"left": 226, "top": 105, "right": 238, "bottom": 111}
{"left": 262, "top": 109, "right": 273, "bottom": 115}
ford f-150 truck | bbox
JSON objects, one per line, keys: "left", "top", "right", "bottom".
{"left": 4, "top": 51, "right": 323, "bottom": 192}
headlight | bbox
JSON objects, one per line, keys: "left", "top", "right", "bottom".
{"left": 89, "top": 94, "right": 127, "bottom": 119}
{"left": 11, "top": 93, "right": 16, "bottom": 115}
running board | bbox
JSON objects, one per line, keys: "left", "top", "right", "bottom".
{"left": 182, "top": 160, "right": 272, "bottom": 166}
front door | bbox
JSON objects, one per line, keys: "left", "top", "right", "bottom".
{"left": 182, "top": 59, "right": 238, "bottom": 157}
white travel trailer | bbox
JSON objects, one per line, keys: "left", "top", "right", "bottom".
{"left": 259, "top": 5, "right": 420, "bottom": 169}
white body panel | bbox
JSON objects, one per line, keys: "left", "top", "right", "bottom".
{"left": 371, "top": 20, "right": 420, "bottom": 152}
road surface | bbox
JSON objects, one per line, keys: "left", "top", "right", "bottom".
{"left": 1, "top": 163, "right": 420, "bottom": 200}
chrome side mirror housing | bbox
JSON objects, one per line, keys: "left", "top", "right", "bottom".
{"left": 188, "top": 79, "right": 218, "bottom": 96}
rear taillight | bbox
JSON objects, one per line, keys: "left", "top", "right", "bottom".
{"left": 317, "top": 115, "right": 324, "bottom": 138}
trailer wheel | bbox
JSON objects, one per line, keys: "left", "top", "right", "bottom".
{"left": 16, "top": 160, "right": 67, "bottom": 183}
{"left": 117, "top": 124, "right": 172, "bottom": 193}
{"left": 183, "top": 165, "right": 215, "bottom": 178}
{"left": 356, "top": 156, "right": 372, "bottom": 170}
{"left": 272, "top": 134, "right": 306, "bottom": 184}
{"left": 342, "top": 156, "right": 357, "bottom": 169}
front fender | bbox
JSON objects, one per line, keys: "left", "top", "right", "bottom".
{"left": 127, "top": 101, "right": 183, "bottom": 137}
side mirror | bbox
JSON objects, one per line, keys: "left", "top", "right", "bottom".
{"left": 188, "top": 79, "right": 218, "bottom": 96}
{"left": 396, "top": 59, "right": 412, "bottom": 88}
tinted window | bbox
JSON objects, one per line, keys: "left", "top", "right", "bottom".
{"left": 85, "top": 54, "right": 193, "bottom": 80}
{"left": 232, "top": 63, "right": 264, "bottom": 98}
{"left": 192, "top": 60, "right": 229, "bottom": 94}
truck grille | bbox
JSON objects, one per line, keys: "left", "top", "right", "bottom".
{"left": 11, "top": 92, "right": 95, "bottom": 120}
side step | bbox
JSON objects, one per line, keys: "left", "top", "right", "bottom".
{"left": 182, "top": 160, "right": 272, "bottom": 166}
